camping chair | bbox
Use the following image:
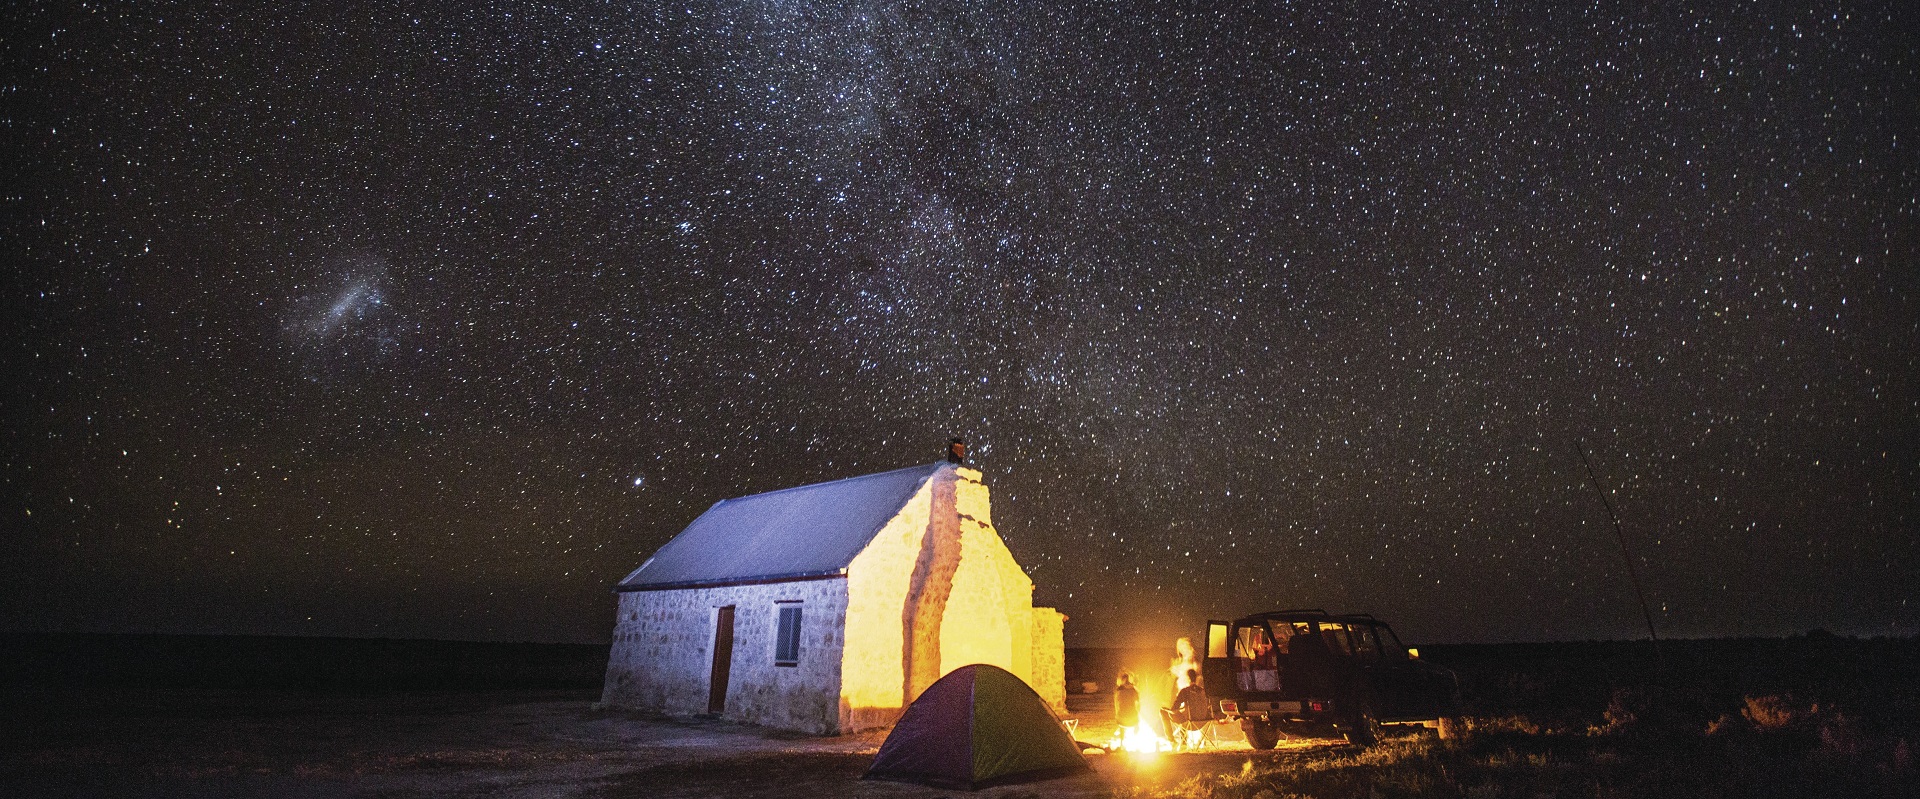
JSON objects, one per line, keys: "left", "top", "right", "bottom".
{"left": 1190, "top": 719, "right": 1230, "bottom": 750}
{"left": 1160, "top": 708, "right": 1217, "bottom": 751}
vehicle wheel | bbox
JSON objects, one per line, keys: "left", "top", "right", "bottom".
{"left": 1242, "top": 718, "right": 1281, "bottom": 750}
{"left": 1342, "top": 701, "right": 1382, "bottom": 747}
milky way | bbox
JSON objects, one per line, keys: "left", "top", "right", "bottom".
{"left": 5, "top": 1, "right": 1915, "bottom": 644}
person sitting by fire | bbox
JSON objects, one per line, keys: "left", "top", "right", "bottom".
{"left": 1113, "top": 672, "right": 1140, "bottom": 741}
{"left": 1166, "top": 669, "right": 1213, "bottom": 751}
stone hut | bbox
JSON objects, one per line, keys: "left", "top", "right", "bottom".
{"left": 600, "top": 461, "right": 1067, "bottom": 735}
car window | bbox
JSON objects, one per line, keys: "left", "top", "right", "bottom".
{"left": 1349, "top": 624, "right": 1380, "bottom": 661}
{"left": 1232, "top": 623, "right": 1272, "bottom": 659}
{"left": 1317, "top": 623, "right": 1352, "bottom": 656}
{"left": 1266, "top": 621, "right": 1300, "bottom": 654}
{"left": 1375, "top": 626, "right": 1411, "bottom": 660}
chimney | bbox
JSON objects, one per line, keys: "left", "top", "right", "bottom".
{"left": 944, "top": 437, "right": 967, "bottom": 465}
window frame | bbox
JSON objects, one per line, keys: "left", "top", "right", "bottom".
{"left": 1348, "top": 623, "right": 1381, "bottom": 661}
{"left": 1317, "top": 622, "right": 1354, "bottom": 656}
{"left": 1206, "top": 621, "right": 1230, "bottom": 658}
{"left": 773, "top": 603, "right": 803, "bottom": 667}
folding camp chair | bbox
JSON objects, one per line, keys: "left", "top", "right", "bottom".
{"left": 1160, "top": 709, "right": 1216, "bottom": 752}
{"left": 1188, "top": 719, "right": 1228, "bottom": 750}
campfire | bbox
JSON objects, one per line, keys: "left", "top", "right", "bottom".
{"left": 1107, "top": 637, "right": 1205, "bottom": 753}
{"left": 1114, "top": 716, "right": 1170, "bottom": 753}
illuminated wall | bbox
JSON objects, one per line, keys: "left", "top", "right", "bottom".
{"left": 1030, "top": 608, "right": 1068, "bottom": 712}
{"left": 841, "top": 464, "right": 1064, "bottom": 731}
{"left": 838, "top": 471, "right": 935, "bottom": 731}
{"left": 938, "top": 521, "right": 1015, "bottom": 674}
{"left": 938, "top": 468, "right": 1024, "bottom": 676}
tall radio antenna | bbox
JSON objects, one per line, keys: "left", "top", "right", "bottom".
{"left": 1574, "top": 438, "right": 1664, "bottom": 675}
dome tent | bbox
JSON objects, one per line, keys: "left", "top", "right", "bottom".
{"left": 863, "top": 664, "right": 1089, "bottom": 790}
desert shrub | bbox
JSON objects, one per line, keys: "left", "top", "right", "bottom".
{"left": 1467, "top": 715, "right": 1541, "bottom": 736}
{"left": 1596, "top": 688, "right": 1644, "bottom": 734}
{"left": 1138, "top": 707, "right": 1918, "bottom": 799}
{"left": 1741, "top": 694, "right": 1802, "bottom": 731}
{"left": 1704, "top": 713, "right": 1739, "bottom": 736}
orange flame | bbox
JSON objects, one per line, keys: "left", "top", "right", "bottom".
{"left": 1108, "top": 637, "right": 1206, "bottom": 754}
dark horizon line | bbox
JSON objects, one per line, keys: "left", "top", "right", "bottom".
{"left": 3, "top": 627, "right": 1910, "bottom": 649}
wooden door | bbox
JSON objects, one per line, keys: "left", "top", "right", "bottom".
{"left": 708, "top": 605, "right": 735, "bottom": 714}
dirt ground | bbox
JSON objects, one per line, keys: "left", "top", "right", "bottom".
{"left": 2, "top": 687, "right": 1339, "bottom": 798}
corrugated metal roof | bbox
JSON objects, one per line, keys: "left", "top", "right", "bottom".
{"left": 615, "top": 462, "right": 946, "bottom": 591}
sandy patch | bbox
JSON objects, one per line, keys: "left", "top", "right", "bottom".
{"left": 2, "top": 688, "right": 1339, "bottom": 798}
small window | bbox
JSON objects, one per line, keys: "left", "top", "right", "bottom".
{"left": 1318, "top": 623, "right": 1353, "bottom": 656}
{"left": 1349, "top": 625, "right": 1380, "bottom": 661}
{"left": 1206, "top": 622, "right": 1229, "bottom": 659}
{"left": 774, "top": 605, "right": 802, "bottom": 666}
{"left": 1267, "top": 621, "right": 1300, "bottom": 654}
{"left": 1232, "top": 623, "right": 1272, "bottom": 659}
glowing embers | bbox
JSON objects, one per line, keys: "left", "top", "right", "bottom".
{"left": 1113, "top": 719, "right": 1173, "bottom": 753}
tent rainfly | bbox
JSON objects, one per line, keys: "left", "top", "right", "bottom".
{"left": 863, "top": 664, "right": 1090, "bottom": 790}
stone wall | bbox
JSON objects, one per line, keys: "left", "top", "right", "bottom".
{"left": 840, "top": 472, "right": 936, "bottom": 731}
{"left": 600, "top": 578, "right": 849, "bottom": 735}
{"left": 1029, "top": 608, "right": 1068, "bottom": 713}
{"left": 604, "top": 461, "right": 1072, "bottom": 735}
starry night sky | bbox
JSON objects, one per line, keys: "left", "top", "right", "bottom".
{"left": 5, "top": 1, "right": 1916, "bottom": 646}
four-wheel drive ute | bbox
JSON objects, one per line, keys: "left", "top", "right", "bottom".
{"left": 1199, "top": 610, "right": 1461, "bottom": 748}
